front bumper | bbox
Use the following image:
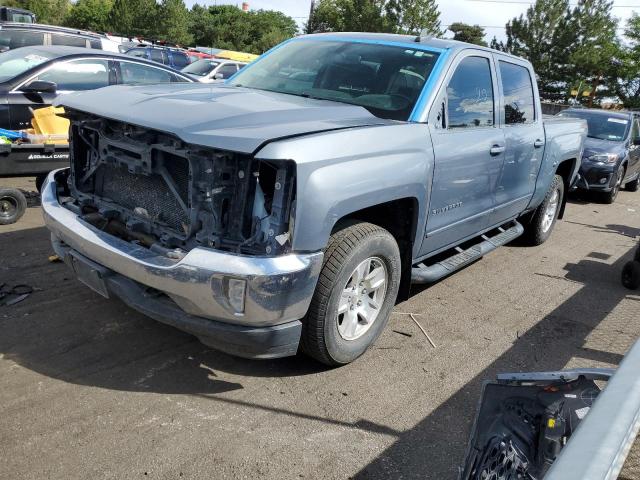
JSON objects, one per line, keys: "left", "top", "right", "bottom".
{"left": 577, "top": 163, "right": 616, "bottom": 191}
{"left": 42, "top": 169, "right": 323, "bottom": 359}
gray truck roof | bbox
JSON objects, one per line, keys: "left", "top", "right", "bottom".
{"left": 303, "top": 32, "right": 526, "bottom": 62}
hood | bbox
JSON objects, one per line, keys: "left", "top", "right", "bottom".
{"left": 56, "top": 83, "right": 391, "bottom": 154}
{"left": 583, "top": 136, "right": 627, "bottom": 159}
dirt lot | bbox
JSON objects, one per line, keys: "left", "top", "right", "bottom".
{"left": 1, "top": 176, "right": 639, "bottom": 480}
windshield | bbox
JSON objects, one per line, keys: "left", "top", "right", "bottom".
{"left": 182, "top": 59, "right": 220, "bottom": 76}
{"left": 0, "top": 48, "right": 56, "bottom": 82}
{"left": 229, "top": 39, "right": 440, "bottom": 121}
{"left": 559, "top": 110, "right": 630, "bottom": 141}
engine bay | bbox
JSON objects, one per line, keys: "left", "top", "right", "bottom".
{"left": 64, "top": 110, "right": 295, "bottom": 257}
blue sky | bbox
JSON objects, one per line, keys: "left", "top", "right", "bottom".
{"left": 184, "top": 0, "right": 639, "bottom": 42}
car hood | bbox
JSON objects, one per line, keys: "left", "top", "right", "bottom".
{"left": 583, "top": 136, "right": 626, "bottom": 159}
{"left": 55, "top": 83, "right": 391, "bottom": 154}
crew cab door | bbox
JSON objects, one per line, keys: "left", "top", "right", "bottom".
{"left": 420, "top": 51, "right": 504, "bottom": 255}
{"left": 492, "top": 56, "right": 544, "bottom": 223}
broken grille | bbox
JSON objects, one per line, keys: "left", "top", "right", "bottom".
{"left": 98, "top": 161, "right": 190, "bottom": 233}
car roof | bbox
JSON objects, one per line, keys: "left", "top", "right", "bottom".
{"left": 302, "top": 32, "right": 528, "bottom": 62}
{"left": 563, "top": 108, "right": 631, "bottom": 119}
{"left": 0, "top": 22, "right": 108, "bottom": 39}
{"left": 7, "top": 45, "right": 193, "bottom": 76}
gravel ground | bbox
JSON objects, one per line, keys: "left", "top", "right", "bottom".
{"left": 1, "top": 177, "right": 639, "bottom": 480}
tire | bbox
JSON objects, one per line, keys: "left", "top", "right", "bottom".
{"left": 35, "top": 173, "right": 48, "bottom": 194}
{"left": 621, "top": 261, "right": 640, "bottom": 290}
{"left": 625, "top": 175, "right": 639, "bottom": 192}
{"left": 301, "top": 221, "right": 401, "bottom": 366}
{"left": 602, "top": 164, "right": 625, "bottom": 204}
{"left": 0, "top": 188, "right": 27, "bottom": 225}
{"left": 523, "top": 174, "right": 564, "bottom": 246}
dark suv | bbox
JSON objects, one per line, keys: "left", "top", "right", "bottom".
{"left": 0, "top": 22, "right": 119, "bottom": 52}
{"left": 559, "top": 108, "right": 640, "bottom": 203}
{"left": 125, "top": 45, "right": 190, "bottom": 70}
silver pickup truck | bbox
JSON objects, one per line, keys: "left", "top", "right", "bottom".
{"left": 42, "top": 33, "right": 586, "bottom": 365}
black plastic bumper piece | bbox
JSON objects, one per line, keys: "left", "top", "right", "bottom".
{"left": 105, "top": 275, "right": 302, "bottom": 359}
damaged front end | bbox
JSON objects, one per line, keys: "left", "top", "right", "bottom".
{"left": 65, "top": 109, "right": 296, "bottom": 258}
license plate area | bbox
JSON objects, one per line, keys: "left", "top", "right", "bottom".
{"left": 69, "top": 251, "right": 110, "bottom": 298}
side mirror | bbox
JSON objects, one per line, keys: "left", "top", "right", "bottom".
{"left": 20, "top": 80, "right": 57, "bottom": 94}
{"left": 634, "top": 137, "right": 640, "bottom": 146}
{"left": 213, "top": 73, "right": 224, "bottom": 80}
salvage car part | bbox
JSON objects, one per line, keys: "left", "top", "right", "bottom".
{"left": 460, "top": 369, "right": 614, "bottom": 480}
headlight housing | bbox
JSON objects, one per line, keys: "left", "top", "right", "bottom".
{"left": 585, "top": 153, "right": 618, "bottom": 164}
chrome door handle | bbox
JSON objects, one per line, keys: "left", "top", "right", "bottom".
{"left": 490, "top": 145, "right": 506, "bottom": 156}
{"left": 534, "top": 139, "right": 545, "bottom": 148}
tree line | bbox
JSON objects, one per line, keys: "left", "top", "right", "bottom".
{"left": 3, "top": 0, "right": 298, "bottom": 54}
{"left": 4, "top": 0, "right": 638, "bottom": 107}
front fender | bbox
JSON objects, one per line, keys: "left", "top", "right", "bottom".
{"left": 255, "top": 123, "right": 435, "bottom": 254}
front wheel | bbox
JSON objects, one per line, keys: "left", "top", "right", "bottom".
{"left": 602, "top": 164, "right": 624, "bottom": 204}
{"left": 523, "top": 174, "right": 564, "bottom": 246}
{"left": 301, "top": 221, "right": 401, "bottom": 366}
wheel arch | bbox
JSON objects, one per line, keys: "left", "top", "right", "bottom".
{"left": 332, "top": 197, "right": 419, "bottom": 302}
{"left": 555, "top": 157, "right": 576, "bottom": 219}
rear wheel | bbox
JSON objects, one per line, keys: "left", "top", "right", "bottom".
{"left": 0, "top": 188, "right": 27, "bottom": 225}
{"left": 621, "top": 261, "right": 640, "bottom": 290}
{"left": 602, "top": 164, "right": 624, "bottom": 204}
{"left": 35, "top": 173, "right": 48, "bottom": 194}
{"left": 301, "top": 221, "right": 401, "bottom": 366}
{"left": 625, "top": 175, "right": 639, "bottom": 192}
{"left": 523, "top": 174, "right": 564, "bottom": 246}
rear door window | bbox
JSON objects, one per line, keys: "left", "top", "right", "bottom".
{"left": 447, "top": 56, "right": 495, "bottom": 129}
{"left": 499, "top": 61, "right": 535, "bottom": 124}
{"left": 172, "top": 52, "right": 189, "bottom": 69}
{"left": 216, "top": 64, "right": 238, "bottom": 79}
{"left": 150, "top": 49, "right": 165, "bottom": 64}
{"left": 51, "top": 34, "right": 88, "bottom": 48}
{"left": 118, "top": 61, "right": 173, "bottom": 84}
{"left": 126, "top": 48, "right": 147, "bottom": 58}
{"left": 0, "top": 30, "right": 44, "bottom": 50}
{"left": 36, "top": 59, "right": 110, "bottom": 91}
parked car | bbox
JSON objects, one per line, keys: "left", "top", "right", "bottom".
{"left": 125, "top": 45, "right": 190, "bottom": 70}
{"left": 186, "top": 49, "right": 213, "bottom": 63}
{"left": 0, "top": 45, "right": 193, "bottom": 131}
{"left": 558, "top": 108, "right": 640, "bottom": 203}
{"left": 0, "top": 6, "right": 35, "bottom": 23}
{"left": 181, "top": 58, "right": 246, "bottom": 82}
{"left": 43, "top": 33, "right": 586, "bottom": 366}
{"left": 0, "top": 22, "right": 119, "bottom": 52}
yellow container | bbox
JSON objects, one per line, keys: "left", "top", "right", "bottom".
{"left": 31, "top": 106, "right": 69, "bottom": 144}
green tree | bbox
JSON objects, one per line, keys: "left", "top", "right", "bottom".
{"left": 189, "top": 5, "right": 297, "bottom": 54}
{"left": 448, "top": 22, "right": 487, "bottom": 46}
{"left": 108, "top": 0, "right": 158, "bottom": 38}
{"left": 393, "top": 0, "right": 441, "bottom": 36}
{"left": 157, "top": 0, "right": 192, "bottom": 45}
{"left": 503, "top": 0, "right": 572, "bottom": 101}
{"left": 306, "top": 0, "right": 441, "bottom": 36}
{"left": 567, "top": 0, "right": 619, "bottom": 106}
{"left": 610, "top": 13, "right": 640, "bottom": 108}
{"left": 64, "top": 0, "right": 113, "bottom": 32}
